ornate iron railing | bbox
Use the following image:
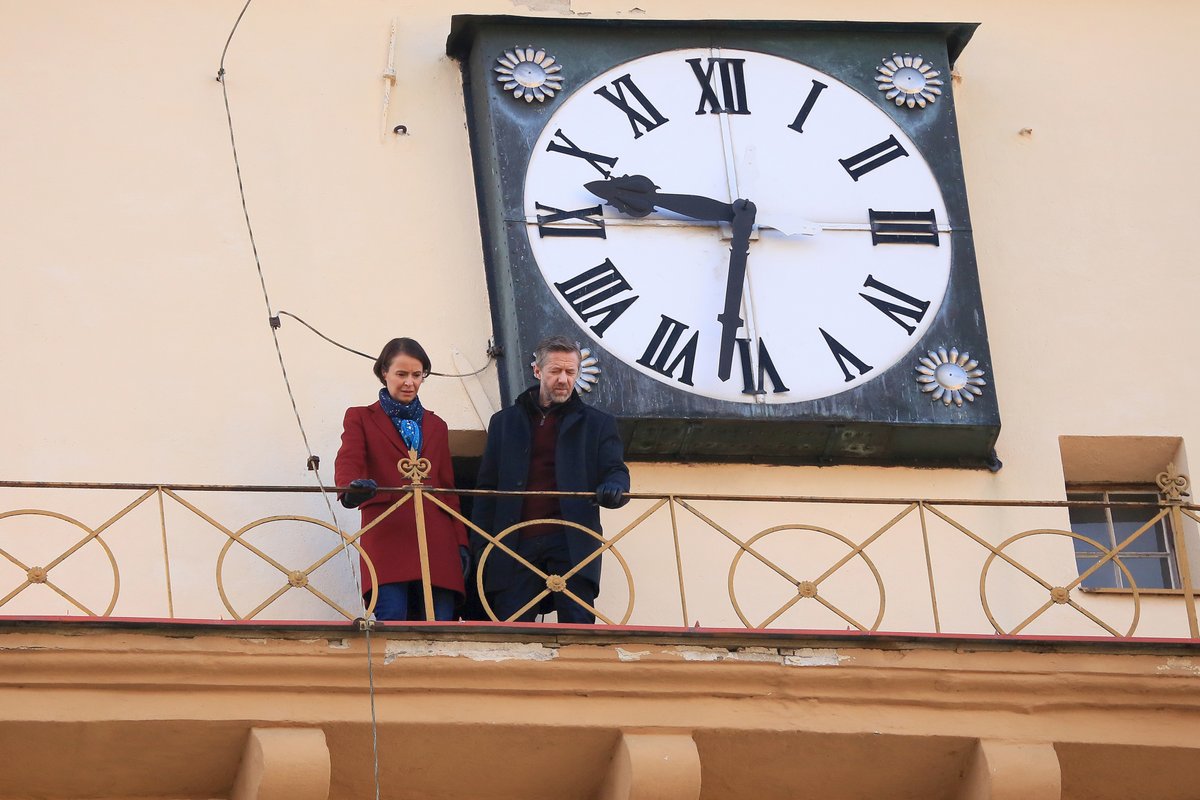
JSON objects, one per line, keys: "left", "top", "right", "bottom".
{"left": 0, "top": 466, "right": 1196, "bottom": 638}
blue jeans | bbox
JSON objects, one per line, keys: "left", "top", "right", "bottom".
{"left": 370, "top": 581, "right": 456, "bottom": 621}
{"left": 490, "top": 530, "right": 597, "bottom": 624}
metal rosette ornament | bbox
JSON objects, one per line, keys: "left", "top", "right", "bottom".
{"left": 575, "top": 348, "right": 600, "bottom": 393}
{"left": 494, "top": 47, "right": 562, "bottom": 103}
{"left": 916, "top": 347, "right": 986, "bottom": 407}
{"left": 875, "top": 53, "right": 944, "bottom": 109}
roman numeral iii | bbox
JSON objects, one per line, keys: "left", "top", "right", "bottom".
{"left": 869, "top": 209, "right": 939, "bottom": 246}
{"left": 687, "top": 57, "right": 750, "bottom": 115}
{"left": 594, "top": 74, "right": 669, "bottom": 139}
{"left": 553, "top": 260, "right": 639, "bottom": 337}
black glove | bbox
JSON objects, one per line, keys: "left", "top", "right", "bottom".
{"left": 595, "top": 482, "right": 626, "bottom": 509}
{"left": 340, "top": 478, "right": 378, "bottom": 509}
{"left": 459, "top": 545, "right": 471, "bottom": 580}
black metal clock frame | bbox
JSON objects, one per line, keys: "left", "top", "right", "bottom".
{"left": 447, "top": 15, "right": 1000, "bottom": 468}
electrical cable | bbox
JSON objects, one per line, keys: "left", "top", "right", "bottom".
{"left": 217, "top": 5, "right": 381, "bottom": 799}
{"left": 216, "top": 15, "right": 345, "bottom": 542}
{"left": 274, "top": 310, "right": 496, "bottom": 378}
{"left": 276, "top": 311, "right": 374, "bottom": 359}
{"left": 364, "top": 624, "right": 383, "bottom": 800}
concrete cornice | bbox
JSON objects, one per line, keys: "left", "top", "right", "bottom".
{"left": 1, "top": 622, "right": 1199, "bottom": 798}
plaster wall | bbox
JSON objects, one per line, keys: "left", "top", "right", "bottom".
{"left": 1, "top": 626, "right": 1199, "bottom": 800}
{"left": 2, "top": 0, "right": 1198, "bottom": 631}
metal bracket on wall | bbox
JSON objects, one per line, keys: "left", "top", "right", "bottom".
{"left": 381, "top": 18, "right": 407, "bottom": 137}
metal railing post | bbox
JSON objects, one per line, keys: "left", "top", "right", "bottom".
{"left": 1159, "top": 467, "right": 1198, "bottom": 638}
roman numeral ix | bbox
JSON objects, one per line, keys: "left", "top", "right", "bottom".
{"left": 534, "top": 202, "right": 606, "bottom": 238}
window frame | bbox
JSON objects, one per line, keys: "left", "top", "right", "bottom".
{"left": 1066, "top": 483, "right": 1180, "bottom": 591}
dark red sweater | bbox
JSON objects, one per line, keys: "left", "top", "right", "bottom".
{"left": 521, "top": 401, "right": 563, "bottom": 536}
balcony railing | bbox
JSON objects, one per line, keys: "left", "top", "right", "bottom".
{"left": 1, "top": 467, "right": 1196, "bottom": 639}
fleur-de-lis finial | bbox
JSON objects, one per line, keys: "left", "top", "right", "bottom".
{"left": 398, "top": 448, "right": 431, "bottom": 485}
{"left": 1156, "top": 463, "right": 1191, "bottom": 503}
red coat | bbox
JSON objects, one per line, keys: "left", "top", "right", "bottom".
{"left": 334, "top": 402, "right": 468, "bottom": 597}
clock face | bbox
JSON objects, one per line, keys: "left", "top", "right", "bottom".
{"left": 524, "top": 48, "right": 952, "bottom": 404}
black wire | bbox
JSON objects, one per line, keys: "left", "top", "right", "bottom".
{"left": 277, "top": 311, "right": 374, "bottom": 359}
{"left": 217, "top": 19, "right": 325, "bottom": 469}
{"left": 274, "top": 310, "right": 496, "bottom": 378}
{"left": 216, "top": 5, "right": 383, "bottom": 798}
{"left": 216, "top": 0, "right": 252, "bottom": 80}
{"left": 217, "top": 1, "right": 491, "bottom": 384}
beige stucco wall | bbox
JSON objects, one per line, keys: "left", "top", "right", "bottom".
{"left": 3, "top": 1, "right": 1198, "bottom": 631}
{"left": 2, "top": 625, "right": 1199, "bottom": 800}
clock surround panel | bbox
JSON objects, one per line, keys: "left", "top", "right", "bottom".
{"left": 448, "top": 16, "right": 999, "bottom": 467}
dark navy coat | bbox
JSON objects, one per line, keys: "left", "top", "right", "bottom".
{"left": 471, "top": 387, "right": 630, "bottom": 594}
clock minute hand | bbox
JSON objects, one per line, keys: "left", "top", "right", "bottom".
{"left": 586, "top": 175, "right": 755, "bottom": 382}
{"left": 718, "top": 199, "right": 756, "bottom": 382}
{"left": 584, "top": 174, "right": 734, "bottom": 222}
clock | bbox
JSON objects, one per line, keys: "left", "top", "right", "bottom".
{"left": 448, "top": 17, "right": 1001, "bottom": 467}
{"left": 525, "top": 47, "right": 952, "bottom": 404}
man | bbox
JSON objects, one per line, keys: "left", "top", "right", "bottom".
{"left": 471, "top": 335, "right": 630, "bottom": 623}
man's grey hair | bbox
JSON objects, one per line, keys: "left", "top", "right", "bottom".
{"left": 533, "top": 335, "right": 582, "bottom": 368}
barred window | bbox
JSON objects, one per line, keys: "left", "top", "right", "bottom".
{"left": 1068, "top": 487, "right": 1178, "bottom": 590}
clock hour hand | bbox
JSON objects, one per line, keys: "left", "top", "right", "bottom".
{"left": 584, "top": 174, "right": 734, "bottom": 223}
{"left": 718, "top": 199, "right": 756, "bottom": 382}
{"left": 586, "top": 174, "right": 818, "bottom": 237}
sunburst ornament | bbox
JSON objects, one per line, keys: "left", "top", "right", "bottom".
{"left": 875, "top": 53, "right": 943, "bottom": 109}
{"left": 576, "top": 348, "right": 600, "bottom": 393}
{"left": 494, "top": 47, "right": 563, "bottom": 103}
{"left": 916, "top": 348, "right": 987, "bottom": 407}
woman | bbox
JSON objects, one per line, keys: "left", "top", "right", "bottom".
{"left": 334, "top": 338, "right": 468, "bottom": 621}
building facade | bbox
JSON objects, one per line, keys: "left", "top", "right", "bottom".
{"left": 2, "top": 1, "right": 1199, "bottom": 798}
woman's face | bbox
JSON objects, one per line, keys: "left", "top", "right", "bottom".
{"left": 383, "top": 353, "right": 426, "bottom": 404}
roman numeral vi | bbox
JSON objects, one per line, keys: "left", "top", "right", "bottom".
{"left": 736, "top": 337, "right": 789, "bottom": 394}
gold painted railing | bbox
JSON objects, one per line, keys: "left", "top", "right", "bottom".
{"left": 1, "top": 468, "right": 1197, "bottom": 639}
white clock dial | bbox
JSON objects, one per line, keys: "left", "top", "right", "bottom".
{"left": 524, "top": 48, "right": 951, "bottom": 404}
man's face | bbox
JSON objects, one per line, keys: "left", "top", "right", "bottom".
{"left": 533, "top": 350, "right": 580, "bottom": 406}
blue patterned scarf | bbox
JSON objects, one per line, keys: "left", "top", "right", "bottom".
{"left": 378, "top": 388, "right": 423, "bottom": 454}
